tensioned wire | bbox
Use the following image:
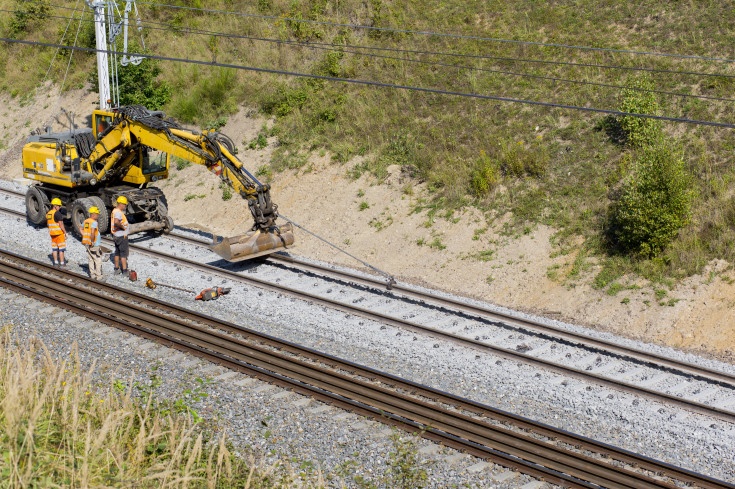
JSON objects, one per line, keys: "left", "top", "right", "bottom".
{"left": 52, "top": 7, "right": 85, "bottom": 116}
{"left": 16, "top": 1, "right": 735, "bottom": 81}
{"left": 8, "top": 4, "right": 735, "bottom": 104}
{"left": 3, "top": 37, "right": 735, "bottom": 130}
{"left": 107, "top": 0, "right": 735, "bottom": 64}
{"left": 41, "top": 0, "right": 80, "bottom": 83}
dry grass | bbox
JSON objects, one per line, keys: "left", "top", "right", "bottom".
{"left": 0, "top": 327, "right": 329, "bottom": 488}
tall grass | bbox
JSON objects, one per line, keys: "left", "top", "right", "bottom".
{"left": 0, "top": 328, "right": 328, "bottom": 488}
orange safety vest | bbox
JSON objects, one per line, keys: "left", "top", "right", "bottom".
{"left": 46, "top": 209, "right": 63, "bottom": 236}
{"left": 81, "top": 217, "right": 98, "bottom": 246}
{"left": 111, "top": 208, "right": 129, "bottom": 236}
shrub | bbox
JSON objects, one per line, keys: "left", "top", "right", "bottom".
{"left": 619, "top": 75, "right": 662, "bottom": 148}
{"left": 89, "top": 56, "right": 171, "bottom": 110}
{"left": 9, "top": 0, "right": 49, "bottom": 37}
{"left": 220, "top": 182, "right": 232, "bottom": 201}
{"left": 609, "top": 143, "right": 695, "bottom": 257}
{"left": 500, "top": 140, "right": 549, "bottom": 178}
{"left": 471, "top": 150, "right": 499, "bottom": 196}
{"left": 175, "top": 157, "right": 191, "bottom": 170}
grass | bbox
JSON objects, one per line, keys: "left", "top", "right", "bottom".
{"left": 0, "top": 329, "right": 331, "bottom": 488}
{"left": 0, "top": 327, "right": 446, "bottom": 489}
{"left": 3, "top": 0, "right": 735, "bottom": 283}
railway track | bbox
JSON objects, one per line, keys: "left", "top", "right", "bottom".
{"left": 1, "top": 248, "right": 733, "bottom": 489}
{"left": 2, "top": 185, "right": 735, "bottom": 425}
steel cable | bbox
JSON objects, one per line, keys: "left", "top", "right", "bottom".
{"left": 3, "top": 37, "right": 735, "bottom": 130}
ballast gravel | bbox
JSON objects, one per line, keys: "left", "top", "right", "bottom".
{"left": 1, "top": 179, "right": 734, "bottom": 486}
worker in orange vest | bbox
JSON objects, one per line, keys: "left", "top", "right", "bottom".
{"left": 111, "top": 195, "right": 130, "bottom": 276}
{"left": 46, "top": 198, "right": 68, "bottom": 267}
{"left": 80, "top": 206, "right": 103, "bottom": 281}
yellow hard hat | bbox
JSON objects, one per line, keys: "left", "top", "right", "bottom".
{"left": 88, "top": 206, "right": 100, "bottom": 214}
{"left": 51, "top": 198, "right": 62, "bottom": 206}
{"left": 116, "top": 196, "right": 128, "bottom": 205}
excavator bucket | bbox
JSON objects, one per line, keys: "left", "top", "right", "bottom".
{"left": 210, "top": 223, "right": 295, "bottom": 262}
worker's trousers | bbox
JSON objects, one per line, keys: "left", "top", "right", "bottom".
{"left": 86, "top": 246, "right": 103, "bottom": 280}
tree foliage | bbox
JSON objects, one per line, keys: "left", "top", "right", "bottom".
{"left": 619, "top": 75, "right": 662, "bottom": 148}
{"left": 90, "top": 58, "right": 171, "bottom": 110}
{"left": 609, "top": 142, "right": 695, "bottom": 257}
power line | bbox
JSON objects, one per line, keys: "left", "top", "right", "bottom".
{"left": 7, "top": 4, "right": 735, "bottom": 104}
{"left": 121, "top": 0, "right": 735, "bottom": 64}
{"left": 41, "top": 0, "right": 80, "bottom": 83}
{"left": 3, "top": 37, "right": 734, "bottom": 130}
{"left": 15, "top": 2, "right": 735, "bottom": 81}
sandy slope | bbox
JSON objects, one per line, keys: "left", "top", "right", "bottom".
{"left": 1, "top": 86, "right": 733, "bottom": 359}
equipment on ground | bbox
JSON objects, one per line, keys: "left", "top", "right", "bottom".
{"left": 195, "top": 287, "right": 231, "bottom": 301}
{"left": 128, "top": 270, "right": 137, "bottom": 281}
{"left": 145, "top": 277, "right": 193, "bottom": 293}
{"left": 21, "top": 105, "right": 294, "bottom": 261}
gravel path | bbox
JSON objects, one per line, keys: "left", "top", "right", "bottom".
{"left": 1, "top": 179, "right": 734, "bottom": 486}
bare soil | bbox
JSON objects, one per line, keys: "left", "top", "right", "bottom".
{"left": 1, "top": 87, "right": 733, "bottom": 360}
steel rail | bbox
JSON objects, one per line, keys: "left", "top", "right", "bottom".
{"left": 0, "top": 201, "right": 733, "bottom": 423}
{"left": 1, "top": 249, "right": 733, "bottom": 489}
{"left": 2, "top": 186, "right": 733, "bottom": 387}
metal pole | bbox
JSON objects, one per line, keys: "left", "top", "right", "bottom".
{"left": 88, "top": 0, "right": 110, "bottom": 109}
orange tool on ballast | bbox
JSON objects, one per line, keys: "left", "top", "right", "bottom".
{"left": 195, "top": 287, "right": 231, "bottom": 301}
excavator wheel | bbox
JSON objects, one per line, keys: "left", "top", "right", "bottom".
{"left": 25, "top": 186, "right": 49, "bottom": 225}
{"left": 87, "top": 196, "right": 110, "bottom": 234}
{"left": 70, "top": 198, "right": 95, "bottom": 237}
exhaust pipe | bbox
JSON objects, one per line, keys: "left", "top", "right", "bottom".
{"left": 211, "top": 222, "right": 295, "bottom": 262}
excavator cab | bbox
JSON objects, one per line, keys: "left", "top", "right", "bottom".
{"left": 94, "top": 113, "right": 113, "bottom": 139}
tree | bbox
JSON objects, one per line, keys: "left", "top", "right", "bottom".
{"left": 609, "top": 142, "right": 694, "bottom": 257}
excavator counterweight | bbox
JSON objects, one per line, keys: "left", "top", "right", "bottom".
{"left": 22, "top": 105, "right": 294, "bottom": 261}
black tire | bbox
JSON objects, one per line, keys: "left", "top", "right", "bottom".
{"left": 71, "top": 197, "right": 94, "bottom": 237}
{"left": 25, "top": 186, "right": 49, "bottom": 225}
{"left": 87, "top": 196, "right": 110, "bottom": 235}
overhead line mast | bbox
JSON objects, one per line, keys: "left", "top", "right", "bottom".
{"left": 86, "top": 0, "right": 110, "bottom": 109}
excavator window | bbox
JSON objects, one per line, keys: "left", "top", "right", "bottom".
{"left": 95, "top": 115, "right": 113, "bottom": 138}
{"left": 141, "top": 149, "right": 168, "bottom": 174}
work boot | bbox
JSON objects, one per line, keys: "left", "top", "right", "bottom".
{"left": 122, "top": 269, "right": 129, "bottom": 278}
{"left": 114, "top": 268, "right": 121, "bottom": 275}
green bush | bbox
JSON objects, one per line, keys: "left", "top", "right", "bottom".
{"left": 89, "top": 56, "right": 171, "bottom": 110}
{"left": 609, "top": 143, "right": 695, "bottom": 257}
{"left": 500, "top": 140, "right": 549, "bottom": 178}
{"left": 619, "top": 75, "right": 662, "bottom": 148}
{"left": 220, "top": 182, "right": 232, "bottom": 201}
{"left": 470, "top": 150, "right": 499, "bottom": 196}
{"left": 169, "top": 68, "right": 237, "bottom": 123}
{"left": 9, "top": 0, "right": 49, "bottom": 37}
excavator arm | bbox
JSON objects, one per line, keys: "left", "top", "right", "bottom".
{"left": 85, "top": 105, "right": 294, "bottom": 261}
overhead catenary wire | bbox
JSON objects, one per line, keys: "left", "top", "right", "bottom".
{"left": 8, "top": 5, "right": 735, "bottom": 105}
{"left": 107, "top": 0, "right": 735, "bottom": 64}
{"left": 16, "top": 2, "right": 735, "bottom": 82}
{"left": 41, "top": 0, "right": 80, "bottom": 83}
{"left": 52, "top": 6, "right": 85, "bottom": 116}
{"left": 3, "top": 37, "right": 735, "bottom": 130}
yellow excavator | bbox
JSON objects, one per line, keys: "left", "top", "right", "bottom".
{"left": 21, "top": 105, "right": 294, "bottom": 261}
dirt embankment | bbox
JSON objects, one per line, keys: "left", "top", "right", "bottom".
{"left": 1, "top": 87, "right": 733, "bottom": 360}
